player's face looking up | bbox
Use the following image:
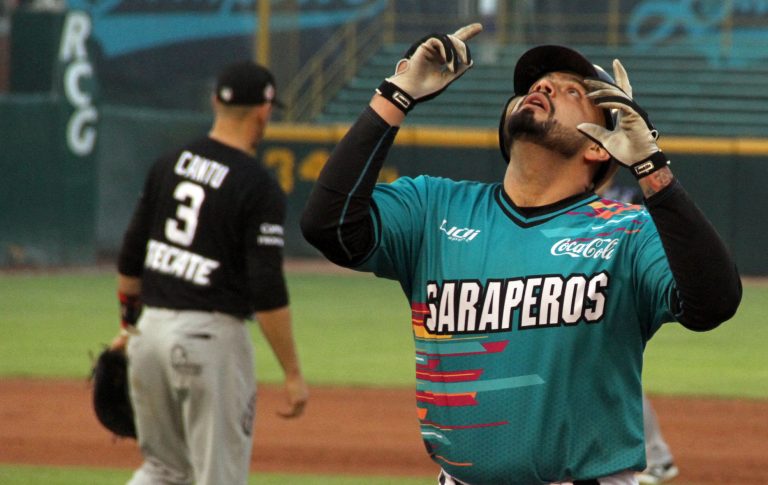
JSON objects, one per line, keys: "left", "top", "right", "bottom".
{"left": 505, "top": 71, "right": 605, "bottom": 158}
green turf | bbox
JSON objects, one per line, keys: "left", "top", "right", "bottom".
{"left": 0, "top": 465, "right": 131, "bottom": 485}
{"left": 0, "top": 464, "right": 706, "bottom": 485}
{"left": 642, "top": 284, "right": 768, "bottom": 399}
{"left": 0, "top": 270, "right": 761, "bottom": 484}
{"left": 255, "top": 271, "right": 415, "bottom": 386}
{"left": 0, "top": 272, "right": 118, "bottom": 378}
{"left": 0, "top": 270, "right": 415, "bottom": 384}
{"left": 0, "top": 464, "right": 434, "bottom": 484}
{"left": 0, "top": 270, "right": 766, "bottom": 398}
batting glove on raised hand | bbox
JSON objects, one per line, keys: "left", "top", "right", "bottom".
{"left": 376, "top": 23, "right": 482, "bottom": 113}
{"left": 577, "top": 59, "right": 670, "bottom": 179}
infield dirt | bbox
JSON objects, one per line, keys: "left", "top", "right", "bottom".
{"left": 1, "top": 379, "right": 766, "bottom": 484}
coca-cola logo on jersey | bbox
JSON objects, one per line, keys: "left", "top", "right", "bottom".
{"left": 550, "top": 238, "right": 619, "bottom": 260}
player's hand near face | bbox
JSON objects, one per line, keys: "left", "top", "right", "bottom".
{"left": 577, "top": 59, "right": 670, "bottom": 187}
{"left": 376, "top": 23, "right": 483, "bottom": 114}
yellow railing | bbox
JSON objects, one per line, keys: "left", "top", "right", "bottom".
{"left": 282, "top": 17, "right": 384, "bottom": 122}
{"left": 266, "top": 122, "right": 768, "bottom": 156}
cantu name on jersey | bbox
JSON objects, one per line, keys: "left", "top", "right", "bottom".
{"left": 423, "top": 272, "right": 609, "bottom": 334}
{"left": 144, "top": 239, "right": 220, "bottom": 286}
{"left": 174, "top": 150, "right": 230, "bottom": 189}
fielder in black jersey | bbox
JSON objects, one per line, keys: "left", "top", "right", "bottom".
{"left": 301, "top": 24, "right": 741, "bottom": 485}
{"left": 111, "top": 61, "right": 308, "bottom": 485}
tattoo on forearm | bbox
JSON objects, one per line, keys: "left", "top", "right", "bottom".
{"left": 640, "top": 167, "right": 674, "bottom": 198}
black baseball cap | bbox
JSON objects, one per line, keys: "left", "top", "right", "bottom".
{"left": 215, "top": 61, "right": 285, "bottom": 107}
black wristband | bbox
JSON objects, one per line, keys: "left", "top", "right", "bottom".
{"left": 376, "top": 80, "right": 415, "bottom": 113}
{"left": 629, "top": 151, "right": 669, "bottom": 179}
{"left": 118, "top": 292, "right": 142, "bottom": 329}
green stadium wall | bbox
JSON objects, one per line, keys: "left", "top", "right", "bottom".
{"left": 89, "top": 106, "right": 766, "bottom": 275}
{"left": 1, "top": 11, "right": 99, "bottom": 267}
{"left": 4, "top": 7, "right": 766, "bottom": 275}
{"left": 1, "top": 102, "right": 765, "bottom": 275}
{"left": 1, "top": 10, "right": 100, "bottom": 267}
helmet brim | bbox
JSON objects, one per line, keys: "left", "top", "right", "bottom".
{"left": 514, "top": 45, "right": 601, "bottom": 95}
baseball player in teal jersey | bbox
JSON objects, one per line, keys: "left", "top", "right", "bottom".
{"left": 301, "top": 24, "right": 741, "bottom": 485}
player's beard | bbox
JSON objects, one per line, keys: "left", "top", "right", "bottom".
{"left": 505, "top": 101, "right": 586, "bottom": 159}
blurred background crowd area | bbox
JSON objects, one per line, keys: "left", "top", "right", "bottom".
{"left": 5, "top": 0, "right": 768, "bottom": 117}
{"left": 1, "top": 0, "right": 767, "bottom": 274}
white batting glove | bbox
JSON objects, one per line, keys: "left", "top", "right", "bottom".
{"left": 577, "top": 59, "right": 670, "bottom": 179}
{"left": 376, "top": 23, "right": 483, "bottom": 113}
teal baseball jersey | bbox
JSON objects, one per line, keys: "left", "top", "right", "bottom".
{"left": 356, "top": 175, "right": 676, "bottom": 484}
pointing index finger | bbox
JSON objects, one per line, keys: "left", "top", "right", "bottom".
{"left": 452, "top": 23, "right": 483, "bottom": 42}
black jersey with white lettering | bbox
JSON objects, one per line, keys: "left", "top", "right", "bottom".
{"left": 118, "top": 136, "right": 288, "bottom": 317}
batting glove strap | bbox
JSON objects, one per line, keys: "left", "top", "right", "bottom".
{"left": 376, "top": 80, "right": 416, "bottom": 114}
{"left": 630, "top": 150, "right": 670, "bottom": 179}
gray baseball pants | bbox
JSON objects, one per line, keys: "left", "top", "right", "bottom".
{"left": 126, "top": 307, "right": 256, "bottom": 485}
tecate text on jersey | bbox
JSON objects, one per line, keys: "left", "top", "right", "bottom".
{"left": 144, "top": 239, "right": 221, "bottom": 286}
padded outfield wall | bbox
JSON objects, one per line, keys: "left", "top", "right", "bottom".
{"left": 1, "top": 10, "right": 99, "bottom": 267}
{"left": 92, "top": 106, "right": 768, "bottom": 276}
{"left": 2, "top": 100, "right": 765, "bottom": 275}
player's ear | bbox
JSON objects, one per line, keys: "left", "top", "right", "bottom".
{"left": 584, "top": 142, "right": 611, "bottom": 163}
{"left": 252, "top": 102, "right": 273, "bottom": 123}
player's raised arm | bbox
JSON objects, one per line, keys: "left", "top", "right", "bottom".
{"left": 373, "top": 23, "right": 481, "bottom": 120}
{"left": 300, "top": 24, "right": 482, "bottom": 266}
{"left": 578, "top": 60, "right": 742, "bottom": 330}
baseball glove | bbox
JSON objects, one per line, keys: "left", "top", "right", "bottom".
{"left": 90, "top": 347, "right": 136, "bottom": 438}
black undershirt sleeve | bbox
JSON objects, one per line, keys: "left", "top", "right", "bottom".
{"left": 645, "top": 179, "right": 742, "bottom": 330}
{"left": 301, "top": 107, "right": 399, "bottom": 267}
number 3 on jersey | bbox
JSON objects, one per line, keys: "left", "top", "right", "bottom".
{"left": 165, "top": 181, "right": 205, "bottom": 246}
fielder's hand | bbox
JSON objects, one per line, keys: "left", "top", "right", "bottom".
{"left": 277, "top": 373, "right": 309, "bottom": 419}
{"left": 376, "top": 23, "right": 483, "bottom": 113}
{"left": 577, "top": 59, "right": 670, "bottom": 179}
